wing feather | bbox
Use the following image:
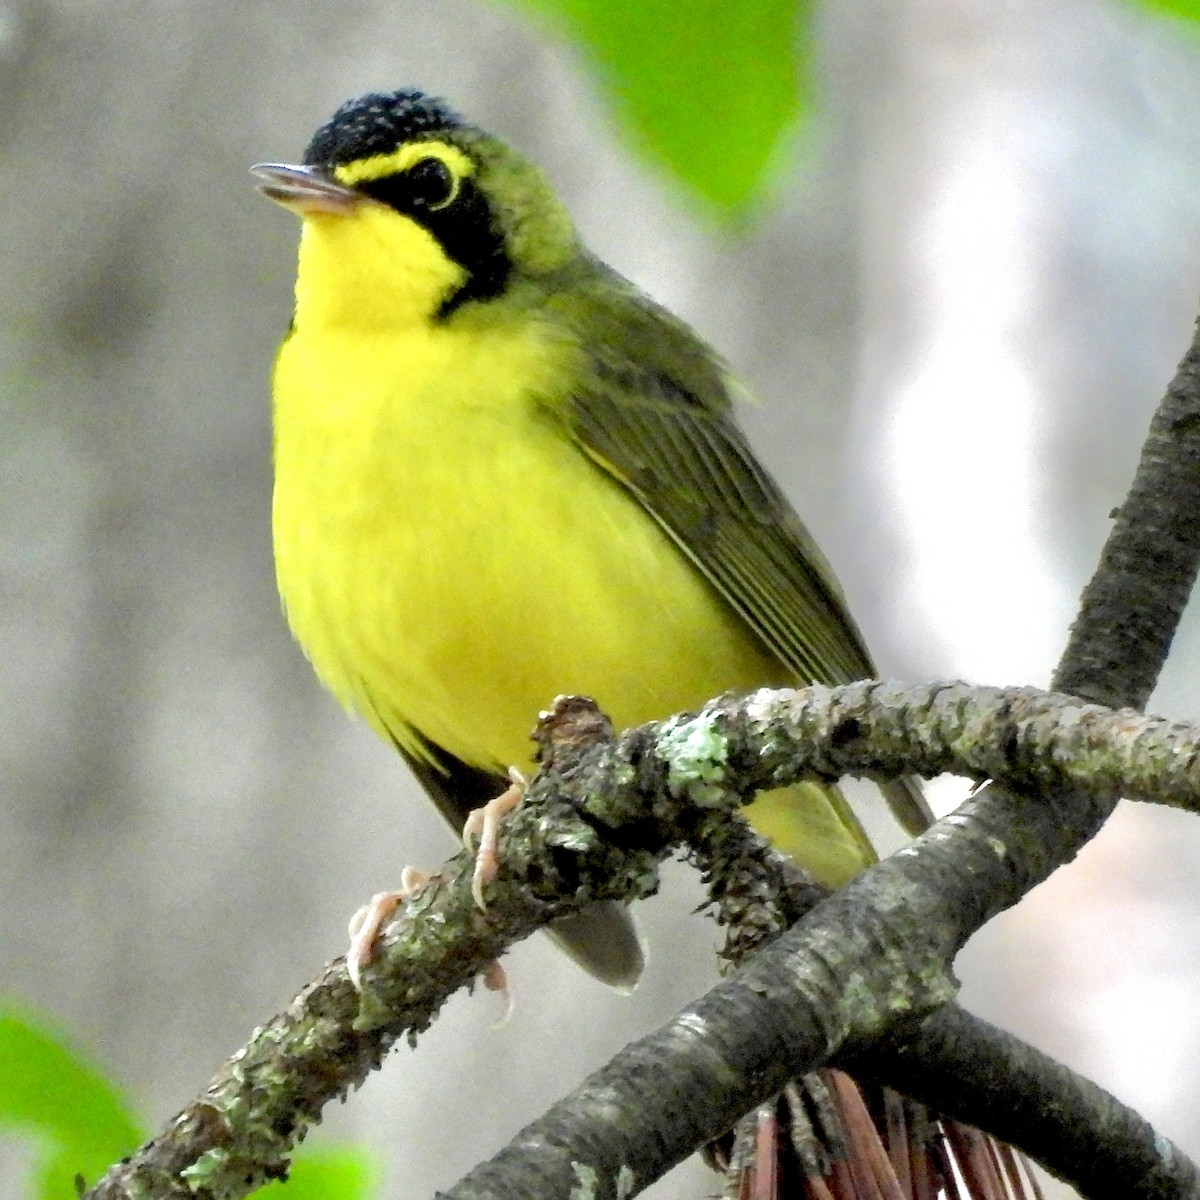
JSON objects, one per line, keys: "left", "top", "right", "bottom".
{"left": 547, "top": 266, "right": 934, "bottom": 835}
{"left": 561, "top": 332, "right": 876, "bottom": 687}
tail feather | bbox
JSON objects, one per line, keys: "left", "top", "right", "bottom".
{"left": 542, "top": 900, "right": 645, "bottom": 992}
{"left": 882, "top": 776, "right": 937, "bottom": 838}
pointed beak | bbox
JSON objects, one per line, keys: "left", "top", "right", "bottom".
{"left": 251, "top": 163, "right": 362, "bottom": 216}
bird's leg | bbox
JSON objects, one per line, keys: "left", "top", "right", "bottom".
{"left": 346, "top": 866, "right": 514, "bottom": 1020}
{"left": 346, "top": 865, "right": 430, "bottom": 990}
{"left": 461, "top": 767, "right": 527, "bottom": 909}
{"left": 346, "top": 764, "right": 528, "bottom": 998}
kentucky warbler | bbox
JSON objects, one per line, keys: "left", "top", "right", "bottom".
{"left": 254, "top": 89, "right": 930, "bottom": 990}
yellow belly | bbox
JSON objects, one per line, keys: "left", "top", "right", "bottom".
{"left": 272, "top": 318, "right": 871, "bottom": 885}
{"left": 274, "top": 319, "right": 773, "bottom": 758}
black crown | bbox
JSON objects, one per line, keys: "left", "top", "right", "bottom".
{"left": 303, "top": 90, "right": 462, "bottom": 167}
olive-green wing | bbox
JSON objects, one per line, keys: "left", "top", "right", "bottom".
{"left": 569, "top": 373, "right": 874, "bottom": 679}
{"left": 553, "top": 271, "right": 932, "bottom": 834}
{"left": 557, "top": 287, "right": 874, "bottom": 689}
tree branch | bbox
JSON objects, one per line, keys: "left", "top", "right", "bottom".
{"left": 854, "top": 1007, "right": 1200, "bottom": 1200}
{"left": 1053, "top": 314, "right": 1200, "bottom": 710}
{"left": 83, "top": 681, "right": 1200, "bottom": 1199}
{"left": 694, "top": 817, "right": 1200, "bottom": 1200}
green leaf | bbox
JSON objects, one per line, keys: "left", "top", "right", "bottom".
{"left": 505, "top": 0, "right": 811, "bottom": 214}
{"left": 259, "top": 1150, "right": 377, "bottom": 1200}
{"left": 1134, "top": 0, "right": 1200, "bottom": 19}
{"left": 0, "top": 1003, "right": 143, "bottom": 1198}
{"left": 0, "top": 1003, "right": 376, "bottom": 1199}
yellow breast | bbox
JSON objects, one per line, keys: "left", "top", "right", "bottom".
{"left": 271, "top": 313, "right": 782, "bottom": 777}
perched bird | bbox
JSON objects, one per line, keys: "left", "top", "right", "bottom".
{"left": 254, "top": 90, "right": 1035, "bottom": 1199}
{"left": 254, "top": 87, "right": 930, "bottom": 981}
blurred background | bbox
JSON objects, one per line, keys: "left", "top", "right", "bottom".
{"left": 3, "top": 0, "right": 1200, "bottom": 1197}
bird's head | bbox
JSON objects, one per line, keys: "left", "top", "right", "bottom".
{"left": 253, "top": 90, "right": 580, "bottom": 329}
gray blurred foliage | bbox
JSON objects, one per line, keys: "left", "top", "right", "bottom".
{"left": 2, "top": 2, "right": 1200, "bottom": 1199}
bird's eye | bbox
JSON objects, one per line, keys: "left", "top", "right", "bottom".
{"left": 406, "top": 157, "right": 456, "bottom": 210}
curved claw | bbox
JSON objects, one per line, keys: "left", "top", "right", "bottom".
{"left": 345, "top": 867, "right": 430, "bottom": 990}
{"left": 462, "top": 769, "right": 527, "bottom": 910}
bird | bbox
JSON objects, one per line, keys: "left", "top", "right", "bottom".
{"left": 253, "top": 89, "right": 1036, "bottom": 1199}
{"left": 253, "top": 86, "right": 932, "bottom": 983}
